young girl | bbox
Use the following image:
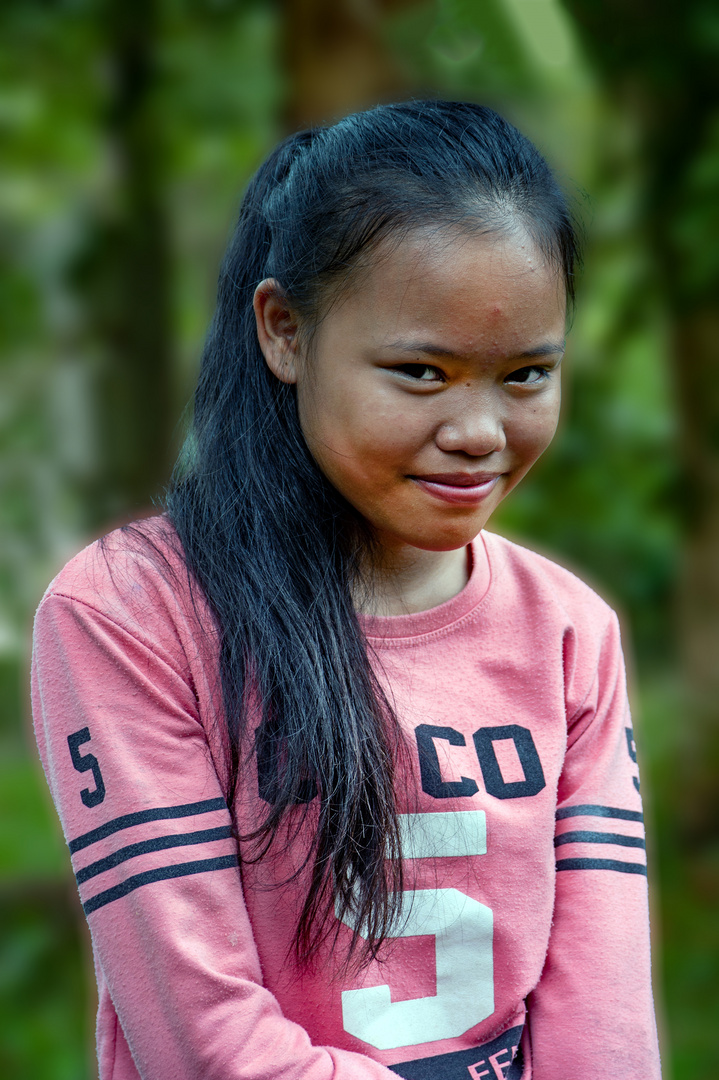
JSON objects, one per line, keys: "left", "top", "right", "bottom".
{"left": 32, "top": 101, "right": 662, "bottom": 1080}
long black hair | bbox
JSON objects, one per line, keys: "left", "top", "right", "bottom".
{"left": 165, "top": 100, "right": 580, "bottom": 967}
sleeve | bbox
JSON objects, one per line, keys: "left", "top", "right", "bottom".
{"left": 526, "top": 609, "right": 663, "bottom": 1080}
{"left": 31, "top": 587, "right": 399, "bottom": 1080}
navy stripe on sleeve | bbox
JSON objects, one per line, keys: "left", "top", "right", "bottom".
{"left": 75, "top": 826, "right": 234, "bottom": 884}
{"left": 554, "top": 830, "right": 646, "bottom": 849}
{"left": 82, "top": 854, "right": 240, "bottom": 914}
{"left": 68, "top": 797, "right": 227, "bottom": 853}
{"left": 556, "top": 857, "right": 647, "bottom": 876}
{"left": 554, "top": 806, "right": 647, "bottom": 874}
{"left": 555, "top": 804, "right": 643, "bottom": 823}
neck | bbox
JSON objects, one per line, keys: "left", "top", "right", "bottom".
{"left": 352, "top": 544, "right": 470, "bottom": 617}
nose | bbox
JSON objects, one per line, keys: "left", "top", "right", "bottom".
{"left": 434, "top": 395, "right": 507, "bottom": 457}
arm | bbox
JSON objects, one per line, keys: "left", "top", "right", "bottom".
{"left": 32, "top": 585, "right": 399, "bottom": 1080}
{"left": 527, "top": 611, "right": 662, "bottom": 1079}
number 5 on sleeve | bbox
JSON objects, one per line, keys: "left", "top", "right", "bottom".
{"left": 67, "top": 727, "right": 106, "bottom": 808}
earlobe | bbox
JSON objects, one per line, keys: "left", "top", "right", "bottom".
{"left": 253, "top": 278, "right": 300, "bottom": 384}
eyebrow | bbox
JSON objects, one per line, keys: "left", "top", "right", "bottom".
{"left": 383, "top": 339, "right": 566, "bottom": 360}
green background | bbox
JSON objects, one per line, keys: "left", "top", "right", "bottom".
{"left": 1, "top": 1, "right": 718, "bottom": 1077}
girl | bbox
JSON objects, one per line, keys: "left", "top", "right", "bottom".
{"left": 32, "top": 101, "right": 662, "bottom": 1080}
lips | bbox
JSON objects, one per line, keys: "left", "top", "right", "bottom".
{"left": 410, "top": 472, "right": 502, "bottom": 505}
{"left": 414, "top": 472, "right": 500, "bottom": 487}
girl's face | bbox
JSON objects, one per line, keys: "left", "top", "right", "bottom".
{"left": 256, "top": 227, "right": 566, "bottom": 558}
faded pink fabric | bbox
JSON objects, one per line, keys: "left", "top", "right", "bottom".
{"left": 32, "top": 518, "right": 661, "bottom": 1080}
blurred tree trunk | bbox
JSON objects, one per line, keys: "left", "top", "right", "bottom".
{"left": 78, "top": 0, "right": 174, "bottom": 527}
{"left": 560, "top": 0, "right": 719, "bottom": 833}
{"left": 281, "top": 0, "right": 414, "bottom": 129}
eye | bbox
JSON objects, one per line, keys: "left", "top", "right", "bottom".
{"left": 505, "top": 365, "right": 551, "bottom": 386}
{"left": 395, "top": 363, "right": 444, "bottom": 383}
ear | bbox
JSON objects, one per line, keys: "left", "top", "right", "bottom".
{"left": 253, "top": 278, "right": 301, "bottom": 384}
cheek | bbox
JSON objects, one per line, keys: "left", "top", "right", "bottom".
{"left": 302, "top": 386, "right": 424, "bottom": 478}
{"left": 512, "top": 399, "right": 560, "bottom": 462}
{"left": 532, "top": 407, "right": 560, "bottom": 456}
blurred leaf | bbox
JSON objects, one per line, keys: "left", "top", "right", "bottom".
{"left": 0, "top": 755, "right": 70, "bottom": 878}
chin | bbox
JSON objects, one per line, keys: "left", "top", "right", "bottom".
{"left": 401, "top": 522, "right": 488, "bottom": 553}
{"left": 418, "top": 537, "right": 481, "bottom": 553}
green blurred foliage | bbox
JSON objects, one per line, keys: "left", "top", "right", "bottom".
{"left": 1, "top": 2, "right": 282, "bottom": 1074}
{"left": 0, "top": 0, "right": 715, "bottom": 1077}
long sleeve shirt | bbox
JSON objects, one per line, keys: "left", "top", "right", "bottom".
{"left": 31, "top": 517, "right": 662, "bottom": 1079}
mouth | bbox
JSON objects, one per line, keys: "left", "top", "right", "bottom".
{"left": 409, "top": 472, "right": 502, "bottom": 506}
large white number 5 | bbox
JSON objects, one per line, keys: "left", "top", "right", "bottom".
{"left": 339, "top": 811, "right": 493, "bottom": 1050}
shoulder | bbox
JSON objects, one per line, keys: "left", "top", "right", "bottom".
{"left": 41, "top": 515, "right": 182, "bottom": 610}
{"left": 481, "top": 529, "right": 617, "bottom": 632}
{"left": 480, "top": 532, "right": 628, "bottom": 722}
{"left": 35, "top": 516, "right": 214, "bottom": 662}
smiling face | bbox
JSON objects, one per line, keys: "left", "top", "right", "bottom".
{"left": 256, "top": 227, "right": 566, "bottom": 561}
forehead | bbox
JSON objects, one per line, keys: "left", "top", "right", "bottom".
{"left": 329, "top": 226, "right": 566, "bottom": 356}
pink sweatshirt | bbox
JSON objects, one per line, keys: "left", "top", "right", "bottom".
{"left": 32, "top": 518, "right": 661, "bottom": 1080}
